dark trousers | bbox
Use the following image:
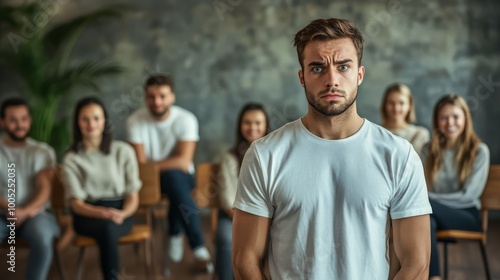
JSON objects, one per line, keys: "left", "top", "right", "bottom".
{"left": 72, "top": 199, "right": 133, "bottom": 280}
{"left": 161, "top": 170, "right": 205, "bottom": 249}
{"left": 429, "top": 199, "right": 481, "bottom": 277}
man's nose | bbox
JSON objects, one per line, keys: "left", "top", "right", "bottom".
{"left": 324, "top": 67, "right": 340, "bottom": 88}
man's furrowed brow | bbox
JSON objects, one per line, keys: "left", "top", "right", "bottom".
{"left": 334, "top": 59, "right": 354, "bottom": 64}
{"left": 307, "top": 61, "right": 327, "bottom": 67}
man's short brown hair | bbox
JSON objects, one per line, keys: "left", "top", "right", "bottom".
{"left": 144, "top": 75, "right": 174, "bottom": 91}
{"left": 293, "top": 18, "right": 365, "bottom": 69}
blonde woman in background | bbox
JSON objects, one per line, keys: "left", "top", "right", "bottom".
{"left": 381, "top": 83, "right": 430, "bottom": 155}
{"left": 423, "top": 94, "right": 489, "bottom": 280}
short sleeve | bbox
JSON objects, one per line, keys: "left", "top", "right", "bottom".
{"left": 61, "top": 153, "right": 87, "bottom": 201}
{"left": 33, "top": 145, "right": 56, "bottom": 173}
{"left": 121, "top": 144, "right": 142, "bottom": 194}
{"left": 126, "top": 115, "right": 143, "bottom": 144}
{"left": 390, "top": 147, "right": 432, "bottom": 219}
{"left": 177, "top": 113, "right": 199, "bottom": 142}
{"left": 233, "top": 143, "right": 274, "bottom": 218}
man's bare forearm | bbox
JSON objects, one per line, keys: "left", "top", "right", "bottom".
{"left": 155, "top": 156, "right": 190, "bottom": 172}
{"left": 393, "top": 261, "right": 429, "bottom": 280}
{"left": 233, "top": 259, "right": 266, "bottom": 280}
{"left": 0, "top": 198, "right": 8, "bottom": 211}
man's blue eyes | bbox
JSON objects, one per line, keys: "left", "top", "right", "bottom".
{"left": 311, "top": 65, "right": 349, "bottom": 73}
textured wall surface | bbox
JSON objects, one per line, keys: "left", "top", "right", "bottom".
{"left": 1, "top": 0, "right": 499, "bottom": 164}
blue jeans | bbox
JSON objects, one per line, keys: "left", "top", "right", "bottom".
{"left": 161, "top": 170, "right": 205, "bottom": 249}
{"left": 72, "top": 199, "right": 133, "bottom": 280}
{"left": 215, "top": 210, "right": 233, "bottom": 280}
{"left": 429, "top": 199, "right": 481, "bottom": 277}
{"left": 0, "top": 211, "right": 60, "bottom": 280}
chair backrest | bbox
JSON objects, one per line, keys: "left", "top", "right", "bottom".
{"left": 193, "top": 163, "right": 220, "bottom": 208}
{"left": 479, "top": 165, "right": 500, "bottom": 243}
{"left": 481, "top": 165, "right": 500, "bottom": 210}
{"left": 138, "top": 163, "right": 161, "bottom": 207}
{"left": 49, "top": 166, "right": 66, "bottom": 211}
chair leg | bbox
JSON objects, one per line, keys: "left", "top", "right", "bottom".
{"left": 443, "top": 242, "right": 448, "bottom": 280}
{"left": 75, "top": 247, "right": 86, "bottom": 280}
{"left": 54, "top": 244, "right": 68, "bottom": 280}
{"left": 144, "top": 239, "right": 155, "bottom": 280}
{"left": 479, "top": 241, "right": 491, "bottom": 280}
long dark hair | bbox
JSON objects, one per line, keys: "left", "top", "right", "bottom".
{"left": 230, "top": 103, "right": 270, "bottom": 167}
{"left": 70, "top": 96, "right": 112, "bottom": 154}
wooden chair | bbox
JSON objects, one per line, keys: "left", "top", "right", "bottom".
{"left": 193, "top": 163, "right": 221, "bottom": 239}
{"left": 69, "top": 163, "right": 161, "bottom": 280}
{"left": 437, "top": 165, "right": 500, "bottom": 280}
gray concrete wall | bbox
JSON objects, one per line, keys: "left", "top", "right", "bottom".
{"left": 1, "top": 0, "right": 499, "bottom": 164}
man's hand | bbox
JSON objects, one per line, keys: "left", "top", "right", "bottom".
{"left": 14, "top": 208, "right": 30, "bottom": 227}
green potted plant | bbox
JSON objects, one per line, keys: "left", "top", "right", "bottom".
{"left": 0, "top": 2, "right": 125, "bottom": 158}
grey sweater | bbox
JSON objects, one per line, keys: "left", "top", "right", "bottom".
{"left": 62, "top": 140, "right": 142, "bottom": 201}
{"left": 422, "top": 143, "right": 490, "bottom": 209}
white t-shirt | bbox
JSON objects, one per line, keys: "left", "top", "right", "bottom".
{"left": 234, "top": 119, "right": 432, "bottom": 280}
{"left": 126, "top": 105, "right": 199, "bottom": 172}
{"left": 0, "top": 137, "right": 56, "bottom": 210}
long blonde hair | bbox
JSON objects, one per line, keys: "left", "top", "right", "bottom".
{"left": 425, "top": 94, "right": 480, "bottom": 186}
{"left": 380, "top": 83, "right": 416, "bottom": 124}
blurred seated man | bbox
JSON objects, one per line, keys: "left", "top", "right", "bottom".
{"left": 126, "top": 75, "right": 212, "bottom": 273}
{"left": 0, "top": 97, "right": 60, "bottom": 280}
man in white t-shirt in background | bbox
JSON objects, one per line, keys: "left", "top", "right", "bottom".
{"left": 126, "top": 75, "right": 212, "bottom": 273}
{"left": 0, "top": 97, "right": 60, "bottom": 280}
{"left": 232, "top": 18, "right": 432, "bottom": 280}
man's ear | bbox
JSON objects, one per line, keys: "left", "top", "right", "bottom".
{"left": 357, "top": 66, "right": 365, "bottom": 86}
{"left": 298, "top": 69, "right": 304, "bottom": 87}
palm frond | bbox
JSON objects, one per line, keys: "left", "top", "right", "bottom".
{"left": 45, "top": 60, "right": 123, "bottom": 96}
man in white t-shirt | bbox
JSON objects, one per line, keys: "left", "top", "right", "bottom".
{"left": 0, "top": 97, "right": 60, "bottom": 280}
{"left": 126, "top": 75, "right": 212, "bottom": 272}
{"left": 232, "top": 18, "right": 432, "bottom": 280}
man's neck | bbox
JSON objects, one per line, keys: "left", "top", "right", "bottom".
{"left": 3, "top": 135, "right": 28, "bottom": 148}
{"left": 151, "top": 108, "right": 171, "bottom": 122}
{"left": 302, "top": 106, "right": 364, "bottom": 140}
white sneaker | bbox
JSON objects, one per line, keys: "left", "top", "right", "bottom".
{"left": 168, "top": 235, "right": 184, "bottom": 263}
{"left": 193, "top": 246, "right": 214, "bottom": 274}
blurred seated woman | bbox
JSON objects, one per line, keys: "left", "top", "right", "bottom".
{"left": 381, "top": 83, "right": 429, "bottom": 155}
{"left": 62, "top": 97, "right": 142, "bottom": 280}
{"left": 215, "top": 103, "right": 270, "bottom": 280}
{"left": 422, "top": 94, "right": 489, "bottom": 280}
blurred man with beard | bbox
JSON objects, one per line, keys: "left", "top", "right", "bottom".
{"left": 126, "top": 75, "right": 212, "bottom": 274}
{"left": 0, "top": 97, "right": 60, "bottom": 280}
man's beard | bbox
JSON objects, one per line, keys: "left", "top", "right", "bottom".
{"left": 305, "top": 85, "right": 358, "bottom": 116}
{"left": 149, "top": 107, "right": 169, "bottom": 118}
{"left": 6, "top": 128, "right": 29, "bottom": 142}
